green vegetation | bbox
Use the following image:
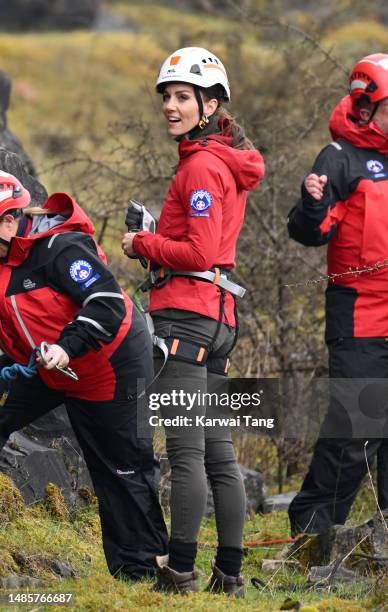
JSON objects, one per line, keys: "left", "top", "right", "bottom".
{"left": 0, "top": 474, "right": 25, "bottom": 527}
{"left": 0, "top": 482, "right": 385, "bottom": 612}
{"left": 1, "top": 3, "right": 388, "bottom": 609}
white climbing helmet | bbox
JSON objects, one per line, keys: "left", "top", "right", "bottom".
{"left": 156, "top": 47, "right": 230, "bottom": 101}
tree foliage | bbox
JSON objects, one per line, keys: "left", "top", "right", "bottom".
{"left": 3, "top": 0, "right": 386, "bottom": 487}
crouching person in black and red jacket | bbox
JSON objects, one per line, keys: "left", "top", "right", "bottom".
{"left": 0, "top": 167, "right": 168, "bottom": 581}
{"left": 287, "top": 54, "right": 388, "bottom": 536}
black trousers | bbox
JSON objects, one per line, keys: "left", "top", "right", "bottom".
{"left": 0, "top": 309, "right": 168, "bottom": 580}
{"left": 289, "top": 337, "right": 388, "bottom": 535}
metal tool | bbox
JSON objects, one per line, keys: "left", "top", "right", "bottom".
{"left": 39, "top": 341, "right": 79, "bottom": 381}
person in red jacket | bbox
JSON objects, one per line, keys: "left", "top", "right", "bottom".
{"left": 122, "top": 46, "right": 265, "bottom": 595}
{"left": 0, "top": 162, "right": 168, "bottom": 581}
{"left": 287, "top": 54, "right": 388, "bottom": 535}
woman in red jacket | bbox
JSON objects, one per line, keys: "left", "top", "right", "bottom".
{"left": 122, "top": 47, "right": 265, "bottom": 595}
{"left": 0, "top": 163, "right": 168, "bottom": 582}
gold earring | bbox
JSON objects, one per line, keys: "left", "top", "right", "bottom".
{"left": 198, "top": 114, "right": 209, "bottom": 129}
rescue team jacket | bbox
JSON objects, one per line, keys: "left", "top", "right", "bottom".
{"left": 133, "top": 136, "right": 265, "bottom": 326}
{"left": 288, "top": 96, "right": 388, "bottom": 341}
{"left": 0, "top": 192, "right": 133, "bottom": 401}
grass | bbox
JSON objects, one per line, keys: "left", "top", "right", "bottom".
{"left": 0, "top": 476, "right": 386, "bottom": 612}
{"left": 0, "top": 7, "right": 387, "bottom": 609}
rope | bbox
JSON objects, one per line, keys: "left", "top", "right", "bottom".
{"left": 198, "top": 536, "right": 301, "bottom": 550}
{"left": 244, "top": 537, "right": 300, "bottom": 547}
{"left": 0, "top": 348, "right": 39, "bottom": 381}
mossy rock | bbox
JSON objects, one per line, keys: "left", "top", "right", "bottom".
{"left": 316, "top": 598, "right": 365, "bottom": 611}
{"left": 280, "top": 534, "right": 323, "bottom": 568}
{"left": 43, "top": 483, "right": 69, "bottom": 521}
{"left": 78, "top": 485, "right": 97, "bottom": 506}
{"left": 0, "top": 548, "right": 19, "bottom": 577}
{"left": 0, "top": 473, "right": 25, "bottom": 526}
{"left": 75, "top": 513, "right": 101, "bottom": 540}
{"left": 11, "top": 550, "right": 75, "bottom": 580}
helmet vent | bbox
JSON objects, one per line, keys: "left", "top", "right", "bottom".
{"left": 365, "top": 81, "right": 378, "bottom": 93}
{"left": 190, "top": 64, "right": 202, "bottom": 75}
{"left": 13, "top": 185, "right": 22, "bottom": 198}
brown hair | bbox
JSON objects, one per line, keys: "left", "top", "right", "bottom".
{"left": 0, "top": 206, "right": 56, "bottom": 223}
{"left": 202, "top": 84, "right": 255, "bottom": 150}
{"left": 23, "top": 206, "right": 52, "bottom": 216}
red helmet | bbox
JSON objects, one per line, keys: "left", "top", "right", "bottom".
{"left": 349, "top": 53, "right": 388, "bottom": 103}
{"left": 0, "top": 170, "right": 31, "bottom": 217}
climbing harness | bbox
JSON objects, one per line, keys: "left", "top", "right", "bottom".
{"left": 139, "top": 266, "right": 246, "bottom": 298}
{"left": 134, "top": 265, "right": 246, "bottom": 383}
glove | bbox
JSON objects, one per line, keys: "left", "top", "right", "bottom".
{"left": 124, "top": 199, "right": 157, "bottom": 269}
{"left": 125, "top": 199, "right": 157, "bottom": 233}
{"left": 125, "top": 204, "right": 143, "bottom": 231}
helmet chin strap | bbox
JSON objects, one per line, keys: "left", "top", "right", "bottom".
{"left": 193, "top": 85, "right": 204, "bottom": 120}
{"left": 0, "top": 210, "right": 25, "bottom": 253}
{"left": 175, "top": 85, "right": 209, "bottom": 142}
{"left": 369, "top": 101, "right": 379, "bottom": 123}
{"left": 0, "top": 237, "right": 10, "bottom": 251}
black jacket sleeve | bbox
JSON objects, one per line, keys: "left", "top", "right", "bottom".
{"left": 44, "top": 233, "right": 126, "bottom": 358}
{"left": 287, "top": 142, "right": 351, "bottom": 246}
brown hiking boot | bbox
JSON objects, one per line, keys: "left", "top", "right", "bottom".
{"left": 153, "top": 555, "right": 199, "bottom": 594}
{"left": 205, "top": 563, "right": 245, "bottom": 597}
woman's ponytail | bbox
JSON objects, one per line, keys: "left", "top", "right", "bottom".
{"left": 202, "top": 84, "right": 254, "bottom": 150}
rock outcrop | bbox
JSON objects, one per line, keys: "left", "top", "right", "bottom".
{"left": 0, "top": 407, "right": 93, "bottom": 507}
{"left": 280, "top": 511, "right": 388, "bottom": 574}
{"left": 0, "top": 70, "right": 47, "bottom": 204}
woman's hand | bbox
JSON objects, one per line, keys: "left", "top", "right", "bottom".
{"left": 36, "top": 344, "right": 70, "bottom": 370}
{"left": 122, "top": 232, "right": 137, "bottom": 258}
{"left": 304, "top": 173, "right": 328, "bottom": 201}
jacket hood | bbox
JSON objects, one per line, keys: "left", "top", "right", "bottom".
{"left": 329, "top": 95, "right": 388, "bottom": 153}
{"left": 178, "top": 136, "right": 265, "bottom": 191}
{"left": 7, "top": 192, "right": 95, "bottom": 265}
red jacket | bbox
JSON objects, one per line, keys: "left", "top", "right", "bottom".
{"left": 0, "top": 193, "right": 133, "bottom": 401}
{"left": 133, "top": 136, "right": 265, "bottom": 325}
{"left": 288, "top": 96, "right": 388, "bottom": 339}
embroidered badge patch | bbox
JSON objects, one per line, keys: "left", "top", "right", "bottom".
{"left": 190, "top": 189, "right": 213, "bottom": 217}
{"left": 366, "top": 160, "right": 384, "bottom": 173}
{"left": 80, "top": 274, "right": 101, "bottom": 290}
{"left": 69, "top": 259, "right": 93, "bottom": 283}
